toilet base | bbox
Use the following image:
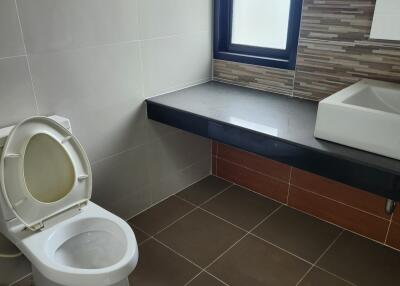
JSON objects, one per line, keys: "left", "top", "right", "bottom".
{"left": 32, "top": 266, "right": 130, "bottom": 286}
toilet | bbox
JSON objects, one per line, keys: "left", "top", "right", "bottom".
{"left": 0, "top": 116, "right": 138, "bottom": 286}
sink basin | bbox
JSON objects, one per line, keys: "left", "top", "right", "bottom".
{"left": 315, "top": 79, "right": 400, "bottom": 160}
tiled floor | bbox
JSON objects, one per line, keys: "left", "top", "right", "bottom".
{"left": 12, "top": 176, "right": 400, "bottom": 286}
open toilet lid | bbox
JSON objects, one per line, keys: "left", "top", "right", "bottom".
{"left": 0, "top": 117, "right": 92, "bottom": 230}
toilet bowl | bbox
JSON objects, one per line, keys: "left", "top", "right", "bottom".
{"left": 0, "top": 116, "right": 138, "bottom": 286}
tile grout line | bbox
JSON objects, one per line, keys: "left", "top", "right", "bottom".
{"left": 290, "top": 184, "right": 391, "bottom": 222}
{"left": 0, "top": 54, "right": 27, "bottom": 61}
{"left": 188, "top": 175, "right": 398, "bottom": 254}
{"left": 10, "top": 29, "right": 211, "bottom": 59}
{"left": 295, "top": 230, "right": 344, "bottom": 286}
{"left": 313, "top": 266, "right": 358, "bottom": 286}
{"left": 153, "top": 237, "right": 204, "bottom": 270}
{"left": 184, "top": 204, "right": 285, "bottom": 286}
{"left": 91, "top": 129, "right": 180, "bottom": 166}
{"left": 215, "top": 156, "right": 290, "bottom": 185}
{"left": 131, "top": 177, "right": 398, "bottom": 284}
{"left": 124, "top": 169, "right": 210, "bottom": 223}
{"left": 204, "top": 204, "right": 285, "bottom": 269}
{"left": 216, "top": 143, "right": 219, "bottom": 175}
{"left": 155, "top": 183, "right": 236, "bottom": 234}
{"left": 8, "top": 273, "right": 32, "bottom": 286}
{"left": 14, "top": 0, "right": 40, "bottom": 115}
{"left": 384, "top": 213, "right": 394, "bottom": 244}
{"left": 134, "top": 196, "right": 284, "bottom": 286}
{"left": 131, "top": 182, "right": 234, "bottom": 239}
{"left": 248, "top": 232, "right": 313, "bottom": 265}
{"left": 286, "top": 167, "right": 293, "bottom": 205}
{"left": 287, "top": 203, "right": 395, "bottom": 249}
{"left": 211, "top": 174, "right": 288, "bottom": 207}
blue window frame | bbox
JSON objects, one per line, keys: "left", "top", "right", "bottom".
{"left": 214, "top": 0, "right": 303, "bottom": 70}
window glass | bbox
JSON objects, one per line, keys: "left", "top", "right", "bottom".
{"left": 231, "top": 0, "right": 291, "bottom": 50}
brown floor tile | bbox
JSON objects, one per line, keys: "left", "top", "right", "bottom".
{"left": 202, "top": 185, "right": 281, "bottom": 230}
{"left": 291, "top": 168, "right": 390, "bottom": 219}
{"left": 318, "top": 231, "right": 400, "bottom": 286}
{"left": 298, "top": 268, "right": 353, "bottom": 286}
{"left": 216, "top": 158, "right": 289, "bottom": 203}
{"left": 128, "top": 196, "right": 194, "bottom": 235}
{"left": 386, "top": 221, "right": 400, "bottom": 251}
{"left": 10, "top": 275, "right": 33, "bottom": 286}
{"left": 208, "top": 235, "right": 310, "bottom": 286}
{"left": 216, "top": 143, "right": 291, "bottom": 182}
{"left": 130, "top": 226, "right": 150, "bottom": 244}
{"left": 252, "top": 206, "right": 341, "bottom": 262}
{"left": 130, "top": 238, "right": 200, "bottom": 286}
{"left": 288, "top": 186, "right": 389, "bottom": 242}
{"left": 155, "top": 209, "right": 245, "bottom": 267}
{"left": 176, "top": 176, "right": 231, "bottom": 205}
{"left": 186, "top": 272, "right": 226, "bottom": 286}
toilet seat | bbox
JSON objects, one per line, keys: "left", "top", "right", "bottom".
{"left": 0, "top": 116, "right": 92, "bottom": 231}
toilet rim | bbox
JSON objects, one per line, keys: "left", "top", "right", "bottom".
{"left": 19, "top": 203, "right": 138, "bottom": 281}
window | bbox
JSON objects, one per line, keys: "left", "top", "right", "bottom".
{"left": 214, "top": 0, "right": 302, "bottom": 70}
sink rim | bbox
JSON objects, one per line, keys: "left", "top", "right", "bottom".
{"left": 319, "top": 79, "right": 400, "bottom": 118}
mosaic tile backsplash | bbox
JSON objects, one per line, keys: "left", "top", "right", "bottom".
{"left": 213, "top": 0, "right": 400, "bottom": 101}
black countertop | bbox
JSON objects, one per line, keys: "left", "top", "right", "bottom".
{"left": 146, "top": 82, "right": 400, "bottom": 200}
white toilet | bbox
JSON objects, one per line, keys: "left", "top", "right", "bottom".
{"left": 0, "top": 116, "right": 138, "bottom": 286}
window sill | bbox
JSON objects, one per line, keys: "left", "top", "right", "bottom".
{"left": 214, "top": 51, "right": 294, "bottom": 70}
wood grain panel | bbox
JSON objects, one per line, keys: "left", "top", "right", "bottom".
{"left": 291, "top": 168, "right": 390, "bottom": 219}
{"left": 216, "top": 143, "right": 291, "bottom": 182}
{"left": 216, "top": 158, "right": 289, "bottom": 204}
{"left": 288, "top": 186, "right": 389, "bottom": 242}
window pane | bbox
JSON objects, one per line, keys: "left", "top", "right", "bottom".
{"left": 231, "top": 0, "right": 291, "bottom": 50}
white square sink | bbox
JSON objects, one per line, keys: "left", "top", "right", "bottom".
{"left": 315, "top": 79, "right": 400, "bottom": 160}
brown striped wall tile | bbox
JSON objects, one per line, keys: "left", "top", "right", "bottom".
{"left": 291, "top": 168, "right": 390, "bottom": 219}
{"left": 294, "top": 39, "right": 400, "bottom": 100}
{"left": 213, "top": 59, "right": 295, "bottom": 96}
{"left": 215, "top": 157, "right": 289, "bottom": 204}
{"left": 300, "top": 0, "right": 375, "bottom": 42}
{"left": 288, "top": 186, "right": 389, "bottom": 242}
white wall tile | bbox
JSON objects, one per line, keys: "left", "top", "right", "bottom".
{"left": 29, "top": 43, "right": 146, "bottom": 162}
{"left": 138, "top": 0, "right": 212, "bottom": 40}
{"left": 142, "top": 31, "right": 212, "bottom": 97}
{"left": 179, "top": 0, "right": 212, "bottom": 34}
{"left": 138, "top": 0, "right": 182, "bottom": 40}
{"left": 147, "top": 131, "right": 211, "bottom": 180}
{"left": 0, "top": 56, "right": 37, "bottom": 127}
{"left": 149, "top": 157, "right": 211, "bottom": 204}
{"left": 0, "top": 0, "right": 212, "bottom": 283}
{"left": 91, "top": 145, "right": 152, "bottom": 220}
{"left": 17, "top": 0, "right": 140, "bottom": 53}
{"left": 0, "top": 0, "right": 25, "bottom": 58}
